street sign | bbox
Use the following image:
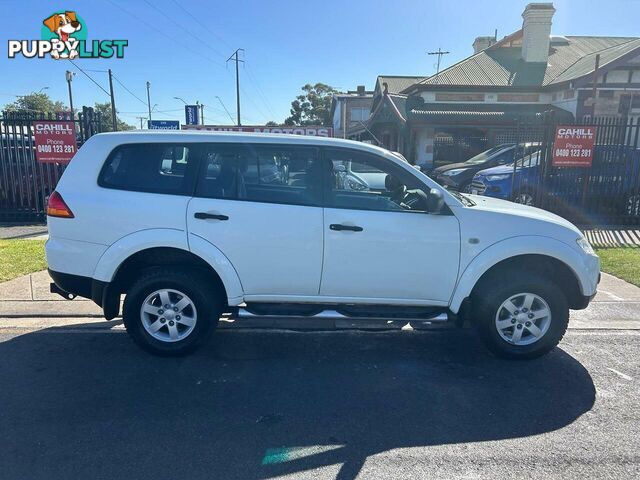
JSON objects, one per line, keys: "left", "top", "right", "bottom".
{"left": 185, "top": 105, "right": 200, "bottom": 125}
{"left": 181, "top": 125, "right": 334, "bottom": 137}
{"left": 552, "top": 126, "right": 596, "bottom": 167}
{"left": 148, "top": 120, "right": 180, "bottom": 130}
{"left": 32, "top": 121, "right": 77, "bottom": 164}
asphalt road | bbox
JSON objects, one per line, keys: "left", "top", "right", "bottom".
{"left": 0, "top": 326, "right": 638, "bottom": 479}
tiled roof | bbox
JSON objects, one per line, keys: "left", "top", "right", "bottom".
{"left": 412, "top": 35, "right": 640, "bottom": 89}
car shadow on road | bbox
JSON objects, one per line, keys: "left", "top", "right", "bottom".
{"left": 0, "top": 325, "right": 595, "bottom": 480}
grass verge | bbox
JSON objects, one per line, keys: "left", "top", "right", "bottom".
{"left": 0, "top": 239, "right": 47, "bottom": 283}
{"left": 595, "top": 247, "right": 640, "bottom": 287}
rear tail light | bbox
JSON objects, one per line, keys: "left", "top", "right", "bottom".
{"left": 47, "top": 191, "right": 74, "bottom": 218}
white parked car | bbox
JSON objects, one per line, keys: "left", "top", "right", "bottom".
{"left": 46, "top": 132, "right": 600, "bottom": 358}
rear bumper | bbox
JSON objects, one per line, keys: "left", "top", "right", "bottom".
{"left": 48, "top": 269, "right": 111, "bottom": 311}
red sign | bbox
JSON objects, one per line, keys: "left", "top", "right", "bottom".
{"left": 32, "top": 121, "right": 77, "bottom": 163}
{"left": 552, "top": 126, "right": 596, "bottom": 167}
{"left": 182, "top": 125, "right": 333, "bottom": 137}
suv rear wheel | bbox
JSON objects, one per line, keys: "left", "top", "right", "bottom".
{"left": 123, "top": 268, "right": 222, "bottom": 356}
{"left": 473, "top": 273, "right": 569, "bottom": 359}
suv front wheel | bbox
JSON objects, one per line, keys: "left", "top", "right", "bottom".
{"left": 123, "top": 268, "right": 222, "bottom": 356}
{"left": 473, "top": 273, "right": 569, "bottom": 359}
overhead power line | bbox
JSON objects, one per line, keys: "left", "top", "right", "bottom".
{"left": 105, "top": 0, "right": 224, "bottom": 68}
{"left": 169, "top": 0, "right": 234, "bottom": 51}
{"left": 142, "top": 0, "right": 227, "bottom": 59}
{"left": 111, "top": 75, "right": 148, "bottom": 107}
{"left": 67, "top": 59, "right": 111, "bottom": 97}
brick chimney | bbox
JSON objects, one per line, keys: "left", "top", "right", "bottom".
{"left": 473, "top": 36, "right": 496, "bottom": 54}
{"left": 521, "top": 3, "right": 555, "bottom": 63}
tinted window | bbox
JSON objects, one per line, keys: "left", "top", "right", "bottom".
{"left": 195, "top": 144, "right": 321, "bottom": 206}
{"left": 99, "top": 144, "right": 194, "bottom": 195}
{"left": 325, "top": 149, "right": 429, "bottom": 212}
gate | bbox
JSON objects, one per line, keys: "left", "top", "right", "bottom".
{"left": 0, "top": 108, "right": 102, "bottom": 222}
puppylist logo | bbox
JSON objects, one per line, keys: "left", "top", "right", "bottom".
{"left": 8, "top": 11, "right": 128, "bottom": 60}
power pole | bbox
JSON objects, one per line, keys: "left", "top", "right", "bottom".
{"left": 226, "top": 49, "right": 244, "bottom": 126}
{"left": 108, "top": 69, "right": 117, "bottom": 131}
{"left": 200, "top": 103, "right": 205, "bottom": 125}
{"left": 427, "top": 48, "right": 450, "bottom": 83}
{"left": 65, "top": 71, "right": 75, "bottom": 119}
{"left": 146, "top": 81, "right": 152, "bottom": 122}
{"left": 136, "top": 116, "right": 146, "bottom": 129}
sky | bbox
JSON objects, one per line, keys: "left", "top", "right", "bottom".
{"left": 1, "top": 0, "right": 639, "bottom": 128}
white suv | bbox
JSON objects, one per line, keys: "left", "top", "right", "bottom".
{"left": 46, "top": 132, "right": 600, "bottom": 358}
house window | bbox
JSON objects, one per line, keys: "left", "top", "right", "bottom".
{"left": 350, "top": 107, "right": 370, "bottom": 123}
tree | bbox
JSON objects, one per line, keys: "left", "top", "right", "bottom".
{"left": 4, "top": 92, "right": 66, "bottom": 113}
{"left": 265, "top": 121, "right": 280, "bottom": 126}
{"left": 93, "top": 102, "right": 135, "bottom": 132}
{"left": 284, "top": 83, "right": 340, "bottom": 126}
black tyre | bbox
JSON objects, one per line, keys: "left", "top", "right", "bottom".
{"left": 123, "top": 267, "right": 222, "bottom": 356}
{"left": 472, "top": 273, "right": 569, "bottom": 359}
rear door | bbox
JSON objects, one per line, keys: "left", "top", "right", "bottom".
{"left": 187, "top": 143, "right": 324, "bottom": 297}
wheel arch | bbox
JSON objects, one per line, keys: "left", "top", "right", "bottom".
{"left": 450, "top": 236, "right": 590, "bottom": 313}
{"left": 92, "top": 229, "right": 244, "bottom": 311}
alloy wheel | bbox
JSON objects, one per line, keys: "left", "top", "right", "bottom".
{"left": 140, "top": 289, "right": 198, "bottom": 343}
{"left": 495, "top": 292, "right": 552, "bottom": 346}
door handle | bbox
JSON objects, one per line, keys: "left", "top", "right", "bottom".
{"left": 194, "top": 212, "right": 229, "bottom": 221}
{"left": 330, "top": 223, "right": 363, "bottom": 232}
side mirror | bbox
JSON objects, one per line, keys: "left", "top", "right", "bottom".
{"left": 427, "top": 188, "right": 445, "bottom": 214}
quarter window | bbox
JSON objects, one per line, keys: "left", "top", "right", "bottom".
{"left": 99, "top": 144, "right": 193, "bottom": 195}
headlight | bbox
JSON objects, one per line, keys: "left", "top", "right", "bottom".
{"left": 577, "top": 237, "right": 595, "bottom": 255}
{"left": 485, "top": 174, "right": 511, "bottom": 181}
{"left": 442, "top": 168, "right": 465, "bottom": 176}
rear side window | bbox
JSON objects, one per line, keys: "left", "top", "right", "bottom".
{"left": 99, "top": 144, "right": 194, "bottom": 195}
{"left": 195, "top": 144, "right": 322, "bottom": 206}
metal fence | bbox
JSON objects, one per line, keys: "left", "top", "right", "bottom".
{"left": 517, "top": 115, "right": 640, "bottom": 226}
{"left": 435, "top": 113, "right": 640, "bottom": 226}
{"left": 0, "top": 108, "right": 102, "bottom": 222}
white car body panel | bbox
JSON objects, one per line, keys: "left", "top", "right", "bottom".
{"left": 186, "top": 198, "right": 324, "bottom": 296}
{"left": 321, "top": 208, "right": 460, "bottom": 303}
{"left": 187, "top": 233, "right": 244, "bottom": 304}
{"left": 92, "top": 229, "right": 189, "bottom": 282}
{"left": 449, "top": 235, "right": 599, "bottom": 313}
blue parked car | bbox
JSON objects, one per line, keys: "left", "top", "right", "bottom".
{"left": 471, "top": 146, "right": 640, "bottom": 217}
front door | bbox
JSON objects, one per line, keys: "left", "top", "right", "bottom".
{"left": 187, "top": 143, "right": 324, "bottom": 297}
{"left": 320, "top": 148, "right": 460, "bottom": 304}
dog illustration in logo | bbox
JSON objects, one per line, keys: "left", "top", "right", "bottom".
{"left": 42, "top": 11, "right": 82, "bottom": 59}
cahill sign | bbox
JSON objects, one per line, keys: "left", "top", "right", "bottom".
{"left": 8, "top": 10, "right": 128, "bottom": 60}
{"left": 33, "top": 121, "right": 78, "bottom": 164}
{"left": 552, "top": 126, "right": 597, "bottom": 168}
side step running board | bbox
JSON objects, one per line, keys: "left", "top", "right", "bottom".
{"left": 235, "top": 307, "right": 449, "bottom": 323}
